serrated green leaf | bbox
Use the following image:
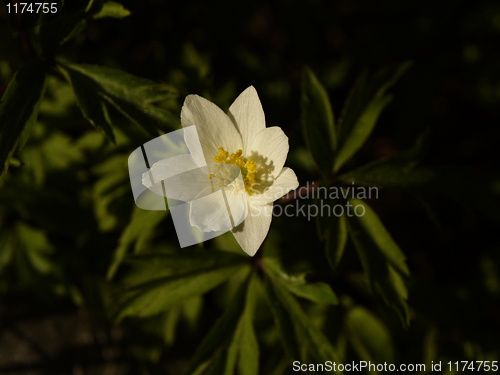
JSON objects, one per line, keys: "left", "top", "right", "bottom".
{"left": 301, "top": 67, "right": 336, "bottom": 175}
{"left": 61, "top": 63, "right": 179, "bottom": 137}
{"left": 186, "top": 270, "right": 255, "bottom": 375}
{"left": 334, "top": 62, "right": 412, "bottom": 172}
{"left": 349, "top": 199, "right": 408, "bottom": 275}
{"left": 0, "top": 61, "right": 46, "bottom": 178}
{"left": 60, "top": 66, "right": 116, "bottom": 142}
{"left": 286, "top": 281, "right": 338, "bottom": 305}
{"left": 93, "top": 1, "right": 131, "bottom": 19}
{"left": 263, "top": 257, "right": 338, "bottom": 305}
{"left": 347, "top": 199, "right": 409, "bottom": 325}
{"left": 264, "top": 274, "right": 341, "bottom": 367}
{"left": 66, "top": 64, "right": 177, "bottom": 106}
{"left": 345, "top": 306, "right": 394, "bottom": 366}
{"left": 263, "top": 277, "right": 303, "bottom": 361}
{"left": 123, "top": 248, "right": 248, "bottom": 286}
{"left": 117, "top": 249, "right": 248, "bottom": 320}
{"left": 117, "top": 263, "right": 246, "bottom": 320}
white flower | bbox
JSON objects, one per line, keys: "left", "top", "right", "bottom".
{"left": 144, "top": 86, "right": 299, "bottom": 256}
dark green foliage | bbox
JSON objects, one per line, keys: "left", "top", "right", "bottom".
{"left": 301, "top": 67, "right": 336, "bottom": 175}
{"left": 0, "top": 60, "right": 46, "bottom": 177}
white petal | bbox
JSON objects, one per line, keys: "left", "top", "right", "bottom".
{"left": 248, "top": 126, "right": 289, "bottom": 179}
{"left": 181, "top": 95, "right": 243, "bottom": 165}
{"left": 189, "top": 190, "right": 248, "bottom": 232}
{"left": 232, "top": 203, "right": 273, "bottom": 256}
{"left": 257, "top": 167, "right": 299, "bottom": 205}
{"left": 183, "top": 125, "right": 207, "bottom": 168}
{"left": 189, "top": 191, "right": 232, "bottom": 232}
{"left": 225, "top": 191, "right": 249, "bottom": 228}
{"left": 228, "top": 86, "right": 266, "bottom": 153}
{"left": 142, "top": 155, "right": 211, "bottom": 202}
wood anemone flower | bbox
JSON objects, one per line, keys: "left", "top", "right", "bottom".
{"left": 144, "top": 86, "right": 299, "bottom": 256}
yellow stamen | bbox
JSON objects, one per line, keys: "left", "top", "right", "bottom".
{"left": 213, "top": 147, "right": 258, "bottom": 195}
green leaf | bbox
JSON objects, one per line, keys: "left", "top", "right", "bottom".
{"left": 118, "top": 265, "right": 245, "bottom": 320}
{"left": 301, "top": 67, "right": 336, "bottom": 175}
{"left": 236, "top": 302, "right": 259, "bottom": 375}
{"left": 107, "top": 206, "right": 168, "bottom": 279}
{"left": 117, "top": 249, "right": 248, "bottom": 319}
{"left": 61, "top": 63, "right": 179, "bottom": 138}
{"left": 324, "top": 213, "right": 348, "bottom": 270}
{"left": 92, "top": 154, "right": 130, "bottom": 231}
{"left": 93, "top": 1, "right": 131, "bottom": 19}
{"left": 264, "top": 273, "right": 341, "bottom": 367}
{"left": 286, "top": 281, "right": 338, "bottom": 305}
{"left": 334, "top": 62, "right": 412, "bottom": 172}
{"left": 345, "top": 306, "right": 394, "bottom": 365}
{"left": 225, "top": 274, "right": 259, "bottom": 375}
{"left": 162, "top": 296, "right": 202, "bottom": 346}
{"left": 36, "top": 1, "right": 131, "bottom": 55}
{"left": 264, "top": 258, "right": 338, "bottom": 304}
{"left": 346, "top": 198, "right": 410, "bottom": 325}
{"left": 123, "top": 248, "right": 248, "bottom": 285}
{"left": 263, "top": 277, "right": 302, "bottom": 361}
{"left": 187, "top": 271, "right": 259, "bottom": 375}
{"left": 0, "top": 61, "right": 46, "bottom": 178}
{"left": 15, "top": 223, "right": 55, "bottom": 275}
{"left": 60, "top": 66, "right": 116, "bottom": 142}
{"left": 338, "top": 129, "right": 432, "bottom": 188}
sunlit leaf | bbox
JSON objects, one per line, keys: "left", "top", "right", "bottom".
{"left": 301, "top": 67, "right": 336, "bottom": 175}
{"left": 187, "top": 270, "right": 259, "bottom": 375}
{"left": 334, "top": 62, "right": 412, "bottom": 172}
{"left": 264, "top": 273, "right": 341, "bottom": 367}
{"left": 0, "top": 61, "right": 46, "bottom": 178}
{"left": 117, "top": 249, "right": 248, "bottom": 319}
{"left": 264, "top": 257, "right": 338, "bottom": 304}
{"left": 60, "top": 63, "right": 179, "bottom": 139}
{"left": 93, "top": 1, "right": 131, "bottom": 19}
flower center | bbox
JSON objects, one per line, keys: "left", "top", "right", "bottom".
{"left": 211, "top": 147, "right": 258, "bottom": 195}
